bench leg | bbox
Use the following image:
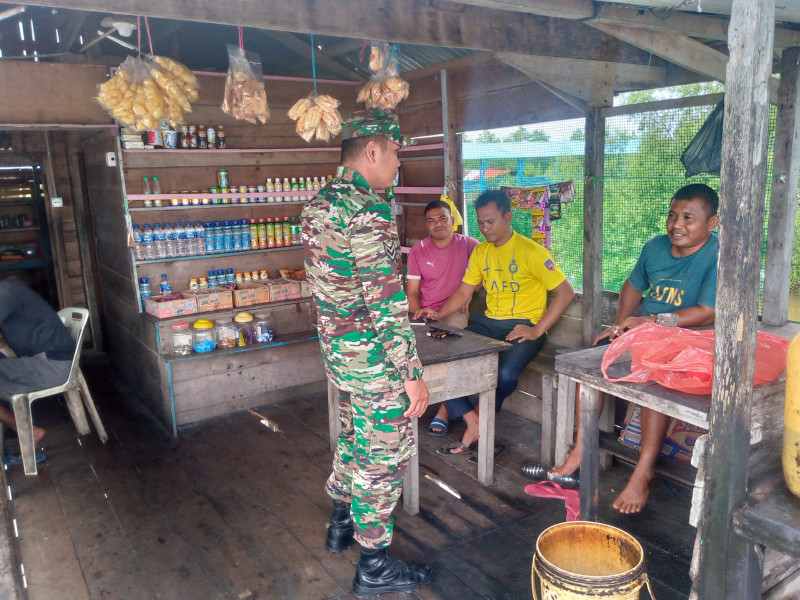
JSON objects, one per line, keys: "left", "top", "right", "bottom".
{"left": 327, "top": 379, "right": 340, "bottom": 453}
{"left": 477, "top": 389, "right": 495, "bottom": 486}
{"left": 554, "top": 376, "right": 576, "bottom": 467}
{"left": 599, "top": 393, "right": 615, "bottom": 471}
{"left": 579, "top": 385, "right": 601, "bottom": 521}
{"left": 402, "top": 417, "right": 420, "bottom": 515}
{"left": 540, "top": 372, "right": 557, "bottom": 466}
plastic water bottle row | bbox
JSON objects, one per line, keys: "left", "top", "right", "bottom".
{"left": 133, "top": 219, "right": 265, "bottom": 261}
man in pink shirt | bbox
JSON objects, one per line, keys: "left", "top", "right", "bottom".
{"left": 406, "top": 199, "right": 479, "bottom": 436}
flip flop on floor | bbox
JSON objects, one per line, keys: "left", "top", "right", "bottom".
{"left": 3, "top": 453, "right": 46, "bottom": 467}
{"left": 469, "top": 443, "right": 507, "bottom": 464}
{"left": 436, "top": 441, "right": 476, "bottom": 457}
{"left": 427, "top": 417, "right": 449, "bottom": 437}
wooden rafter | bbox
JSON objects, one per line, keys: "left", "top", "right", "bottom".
{"left": 256, "top": 30, "right": 365, "bottom": 81}
{"left": 588, "top": 22, "right": 779, "bottom": 103}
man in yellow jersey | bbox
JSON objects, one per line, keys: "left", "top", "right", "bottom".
{"left": 416, "top": 189, "right": 574, "bottom": 456}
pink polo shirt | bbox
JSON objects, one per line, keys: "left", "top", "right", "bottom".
{"left": 406, "top": 233, "right": 479, "bottom": 311}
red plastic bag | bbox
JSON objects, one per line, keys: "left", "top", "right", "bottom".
{"left": 601, "top": 323, "right": 789, "bottom": 395}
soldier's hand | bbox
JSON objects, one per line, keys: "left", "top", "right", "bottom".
{"left": 403, "top": 379, "right": 429, "bottom": 418}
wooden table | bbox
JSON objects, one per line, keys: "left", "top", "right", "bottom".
{"left": 327, "top": 325, "right": 510, "bottom": 515}
{"left": 555, "top": 344, "right": 785, "bottom": 521}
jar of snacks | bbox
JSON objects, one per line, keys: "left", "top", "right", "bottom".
{"left": 235, "top": 312, "right": 257, "bottom": 346}
{"left": 192, "top": 319, "right": 216, "bottom": 352}
{"left": 170, "top": 321, "right": 193, "bottom": 356}
{"left": 254, "top": 312, "right": 274, "bottom": 343}
{"left": 215, "top": 316, "right": 238, "bottom": 349}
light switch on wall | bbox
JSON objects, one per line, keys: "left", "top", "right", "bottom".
{"left": 105, "top": 152, "right": 117, "bottom": 167}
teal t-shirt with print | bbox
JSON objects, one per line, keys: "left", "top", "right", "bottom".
{"left": 627, "top": 232, "right": 718, "bottom": 316}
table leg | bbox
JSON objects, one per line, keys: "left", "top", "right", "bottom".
{"left": 327, "top": 379, "right": 340, "bottom": 453}
{"left": 540, "top": 372, "right": 556, "bottom": 466}
{"left": 402, "top": 417, "right": 420, "bottom": 515}
{"left": 579, "top": 385, "right": 601, "bottom": 521}
{"left": 478, "top": 390, "right": 495, "bottom": 486}
{"left": 554, "top": 376, "right": 576, "bottom": 467}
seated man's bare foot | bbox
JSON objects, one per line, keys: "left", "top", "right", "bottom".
{"left": 612, "top": 472, "right": 653, "bottom": 514}
{"left": 454, "top": 417, "right": 480, "bottom": 454}
{"left": 549, "top": 446, "right": 581, "bottom": 478}
{"left": 33, "top": 426, "right": 46, "bottom": 445}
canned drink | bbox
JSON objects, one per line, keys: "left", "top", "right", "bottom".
{"left": 188, "top": 126, "right": 198, "bottom": 148}
{"left": 207, "top": 126, "right": 216, "bottom": 148}
{"left": 238, "top": 185, "right": 248, "bottom": 205}
{"left": 247, "top": 186, "right": 257, "bottom": 203}
{"left": 220, "top": 185, "right": 230, "bottom": 204}
{"left": 143, "top": 197, "right": 153, "bottom": 208}
{"left": 191, "top": 197, "right": 201, "bottom": 206}
{"left": 154, "top": 198, "right": 163, "bottom": 207}
{"left": 163, "top": 129, "right": 179, "bottom": 149}
{"left": 257, "top": 185, "right": 267, "bottom": 203}
{"left": 180, "top": 126, "right": 190, "bottom": 148}
{"left": 217, "top": 170, "right": 229, "bottom": 187}
{"left": 201, "top": 197, "right": 210, "bottom": 205}
{"left": 180, "top": 197, "right": 190, "bottom": 206}
{"left": 170, "top": 197, "right": 180, "bottom": 206}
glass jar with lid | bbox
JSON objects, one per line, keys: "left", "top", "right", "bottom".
{"left": 234, "top": 312, "right": 257, "bottom": 347}
{"left": 254, "top": 312, "right": 274, "bottom": 343}
{"left": 192, "top": 319, "right": 216, "bottom": 352}
{"left": 170, "top": 321, "right": 193, "bottom": 355}
{"left": 215, "top": 316, "right": 238, "bottom": 349}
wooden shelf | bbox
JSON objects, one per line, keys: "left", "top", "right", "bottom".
{"left": 160, "top": 329, "right": 319, "bottom": 364}
{"left": 135, "top": 246, "right": 300, "bottom": 265}
{"left": 127, "top": 191, "right": 309, "bottom": 202}
{"left": 0, "top": 226, "right": 39, "bottom": 233}
{"left": 122, "top": 148, "right": 341, "bottom": 169}
{"left": 129, "top": 200, "right": 307, "bottom": 212}
{"left": 0, "top": 257, "right": 46, "bottom": 271}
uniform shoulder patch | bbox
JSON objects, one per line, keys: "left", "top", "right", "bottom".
{"left": 544, "top": 258, "right": 555, "bottom": 271}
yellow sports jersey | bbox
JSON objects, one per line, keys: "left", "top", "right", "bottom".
{"left": 463, "top": 232, "right": 566, "bottom": 322}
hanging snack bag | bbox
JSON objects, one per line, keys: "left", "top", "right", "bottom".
{"left": 97, "top": 56, "right": 165, "bottom": 131}
{"left": 222, "top": 45, "right": 270, "bottom": 125}
{"left": 357, "top": 41, "right": 410, "bottom": 110}
{"left": 149, "top": 55, "right": 200, "bottom": 126}
{"left": 288, "top": 93, "right": 343, "bottom": 142}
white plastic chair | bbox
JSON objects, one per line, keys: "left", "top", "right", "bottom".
{"left": 1, "top": 308, "right": 108, "bottom": 475}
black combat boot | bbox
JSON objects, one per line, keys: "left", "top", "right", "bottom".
{"left": 325, "top": 500, "right": 355, "bottom": 552}
{"left": 352, "top": 546, "right": 433, "bottom": 598}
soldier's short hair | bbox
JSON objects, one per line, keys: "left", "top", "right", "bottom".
{"left": 341, "top": 134, "right": 388, "bottom": 163}
{"left": 475, "top": 189, "right": 511, "bottom": 215}
{"left": 424, "top": 199, "right": 450, "bottom": 215}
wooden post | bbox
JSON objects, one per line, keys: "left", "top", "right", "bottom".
{"left": 441, "top": 68, "right": 462, "bottom": 225}
{"left": 42, "top": 132, "right": 71, "bottom": 308}
{"left": 696, "top": 0, "right": 775, "bottom": 598}
{"left": 763, "top": 46, "right": 800, "bottom": 326}
{"left": 582, "top": 78, "right": 613, "bottom": 346}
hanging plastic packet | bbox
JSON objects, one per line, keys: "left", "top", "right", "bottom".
{"left": 357, "top": 41, "right": 410, "bottom": 110}
{"left": 222, "top": 44, "right": 270, "bottom": 125}
{"left": 288, "top": 93, "right": 343, "bottom": 142}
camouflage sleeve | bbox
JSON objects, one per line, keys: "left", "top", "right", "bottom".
{"left": 350, "top": 202, "right": 423, "bottom": 381}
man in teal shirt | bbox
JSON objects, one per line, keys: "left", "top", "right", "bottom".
{"left": 550, "top": 183, "right": 719, "bottom": 514}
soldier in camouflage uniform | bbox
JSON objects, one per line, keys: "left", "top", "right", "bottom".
{"left": 301, "top": 109, "right": 434, "bottom": 598}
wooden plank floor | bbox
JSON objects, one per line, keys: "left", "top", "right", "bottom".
{"left": 2, "top": 359, "right": 693, "bottom": 599}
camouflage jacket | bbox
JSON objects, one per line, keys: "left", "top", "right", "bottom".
{"left": 301, "top": 166, "right": 424, "bottom": 394}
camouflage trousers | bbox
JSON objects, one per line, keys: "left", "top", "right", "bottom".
{"left": 326, "top": 387, "right": 415, "bottom": 549}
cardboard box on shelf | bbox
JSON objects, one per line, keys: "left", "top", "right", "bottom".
{"left": 618, "top": 404, "right": 707, "bottom": 463}
{"left": 189, "top": 288, "right": 234, "bottom": 313}
{"left": 268, "top": 278, "right": 302, "bottom": 302}
{"left": 233, "top": 282, "right": 271, "bottom": 307}
{"left": 144, "top": 294, "right": 198, "bottom": 319}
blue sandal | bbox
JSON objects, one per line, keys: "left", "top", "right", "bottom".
{"left": 427, "top": 417, "right": 449, "bottom": 437}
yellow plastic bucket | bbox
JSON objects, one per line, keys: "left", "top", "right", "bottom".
{"left": 532, "top": 521, "right": 654, "bottom": 600}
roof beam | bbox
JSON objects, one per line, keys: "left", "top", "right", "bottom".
{"left": 282, "top": 37, "right": 365, "bottom": 77}
{"left": 496, "top": 52, "right": 668, "bottom": 100}
{"left": 8, "top": 0, "right": 663, "bottom": 64}
{"left": 588, "top": 22, "right": 779, "bottom": 103}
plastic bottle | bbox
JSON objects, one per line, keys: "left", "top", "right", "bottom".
{"left": 164, "top": 222, "right": 176, "bottom": 257}
{"left": 282, "top": 216, "right": 291, "bottom": 245}
{"left": 213, "top": 221, "right": 224, "bottom": 253}
{"left": 258, "top": 218, "right": 268, "bottom": 249}
{"left": 204, "top": 221, "right": 215, "bottom": 254}
{"left": 249, "top": 219, "right": 259, "bottom": 250}
{"left": 290, "top": 177, "right": 299, "bottom": 201}
{"left": 232, "top": 219, "right": 242, "bottom": 251}
{"left": 226, "top": 267, "right": 236, "bottom": 285}
{"left": 153, "top": 223, "right": 167, "bottom": 259}
{"left": 240, "top": 220, "right": 250, "bottom": 251}
{"left": 223, "top": 220, "right": 233, "bottom": 252}
{"left": 783, "top": 332, "right": 800, "bottom": 498}
{"left": 265, "top": 218, "right": 275, "bottom": 249}
{"left": 291, "top": 216, "right": 302, "bottom": 246}
{"left": 275, "top": 177, "right": 283, "bottom": 193}
{"left": 195, "top": 221, "right": 206, "bottom": 256}
{"left": 282, "top": 178, "right": 290, "bottom": 202}
{"left": 520, "top": 463, "right": 579, "bottom": 488}
{"left": 151, "top": 175, "right": 161, "bottom": 195}
{"left": 142, "top": 176, "right": 151, "bottom": 195}
{"left": 217, "top": 269, "right": 225, "bottom": 286}
{"left": 184, "top": 221, "right": 196, "bottom": 256}
{"left": 173, "top": 221, "right": 185, "bottom": 257}
{"left": 139, "top": 277, "right": 152, "bottom": 310}
{"left": 141, "top": 224, "right": 155, "bottom": 260}
{"left": 266, "top": 178, "right": 275, "bottom": 193}
{"left": 313, "top": 176, "right": 320, "bottom": 191}
{"left": 132, "top": 224, "right": 144, "bottom": 260}
{"left": 159, "top": 273, "right": 172, "bottom": 295}
{"left": 305, "top": 177, "right": 313, "bottom": 199}
{"left": 207, "top": 269, "right": 218, "bottom": 287}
